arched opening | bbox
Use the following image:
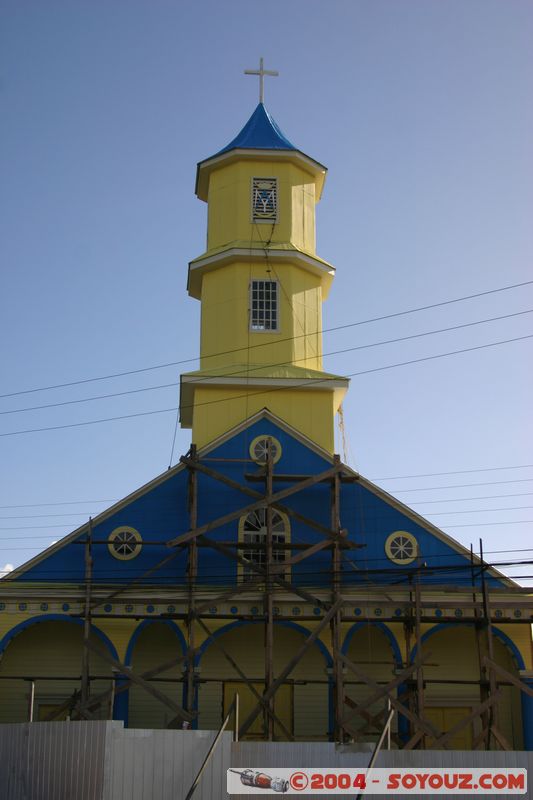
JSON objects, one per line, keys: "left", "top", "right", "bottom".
{"left": 0, "top": 617, "right": 116, "bottom": 722}
{"left": 413, "top": 625, "right": 524, "bottom": 749}
{"left": 126, "top": 620, "right": 186, "bottom": 729}
{"left": 342, "top": 623, "right": 401, "bottom": 744}
{"left": 197, "top": 621, "right": 331, "bottom": 740}
{"left": 238, "top": 508, "right": 290, "bottom": 581}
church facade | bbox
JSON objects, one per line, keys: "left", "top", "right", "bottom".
{"left": 0, "top": 97, "right": 532, "bottom": 750}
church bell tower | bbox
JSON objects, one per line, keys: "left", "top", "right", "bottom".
{"left": 180, "top": 63, "right": 349, "bottom": 452}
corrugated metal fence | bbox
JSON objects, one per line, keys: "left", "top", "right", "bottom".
{"left": 0, "top": 721, "right": 108, "bottom": 800}
{"left": 0, "top": 723, "right": 532, "bottom": 800}
{"left": 0, "top": 722, "right": 231, "bottom": 800}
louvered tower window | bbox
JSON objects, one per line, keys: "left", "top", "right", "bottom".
{"left": 252, "top": 177, "right": 278, "bottom": 222}
{"left": 250, "top": 280, "right": 279, "bottom": 331}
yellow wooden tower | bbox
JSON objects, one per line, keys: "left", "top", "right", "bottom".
{"left": 180, "top": 69, "right": 348, "bottom": 452}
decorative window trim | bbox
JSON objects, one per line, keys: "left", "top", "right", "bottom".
{"left": 249, "top": 435, "right": 282, "bottom": 465}
{"left": 384, "top": 531, "right": 418, "bottom": 565}
{"left": 251, "top": 176, "right": 278, "bottom": 223}
{"left": 249, "top": 279, "right": 279, "bottom": 333}
{"left": 108, "top": 526, "right": 143, "bottom": 561}
{"left": 238, "top": 507, "right": 290, "bottom": 581}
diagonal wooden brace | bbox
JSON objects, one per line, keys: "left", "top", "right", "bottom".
{"left": 168, "top": 462, "right": 344, "bottom": 547}
{"left": 483, "top": 657, "right": 533, "bottom": 697}
{"left": 178, "top": 455, "right": 353, "bottom": 544}
{"left": 336, "top": 650, "right": 446, "bottom": 746}
{"left": 73, "top": 654, "right": 189, "bottom": 719}
{"left": 201, "top": 534, "right": 330, "bottom": 611}
{"left": 196, "top": 618, "right": 293, "bottom": 740}
{"left": 239, "top": 599, "right": 343, "bottom": 738}
{"left": 90, "top": 548, "right": 184, "bottom": 612}
{"left": 338, "top": 652, "right": 429, "bottom": 729}
{"left": 84, "top": 638, "right": 194, "bottom": 722}
{"left": 428, "top": 690, "right": 502, "bottom": 750}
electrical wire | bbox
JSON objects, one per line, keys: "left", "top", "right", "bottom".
{"left": 4, "top": 308, "right": 529, "bottom": 418}
{"left": 410, "top": 492, "right": 533, "bottom": 504}
{"left": 2, "top": 502, "right": 533, "bottom": 522}
{"left": 0, "top": 558, "right": 532, "bottom": 580}
{"left": 2, "top": 489, "right": 533, "bottom": 513}
{"left": 1, "top": 278, "right": 531, "bottom": 401}
{"left": 420, "top": 506, "right": 533, "bottom": 515}
{"left": 0, "top": 500, "right": 118, "bottom": 509}
{"left": 1, "top": 332, "right": 531, "bottom": 438}
{"left": 389, "top": 478, "right": 533, "bottom": 492}
{"left": 2, "top": 525, "right": 533, "bottom": 564}
{"left": 373, "top": 464, "right": 533, "bottom": 480}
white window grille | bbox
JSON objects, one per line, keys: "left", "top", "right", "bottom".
{"left": 252, "top": 177, "right": 278, "bottom": 222}
{"left": 385, "top": 531, "right": 418, "bottom": 565}
{"left": 249, "top": 435, "right": 281, "bottom": 465}
{"left": 250, "top": 280, "right": 278, "bottom": 331}
{"left": 241, "top": 508, "right": 289, "bottom": 580}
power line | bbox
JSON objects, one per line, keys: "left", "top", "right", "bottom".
{"left": 446, "top": 520, "right": 533, "bottom": 527}
{"left": 1, "top": 278, "right": 532, "bottom": 401}
{"left": 411, "top": 492, "right": 533, "bottom": 504}
{"left": 0, "top": 500, "right": 118, "bottom": 509}
{"left": 0, "top": 517, "right": 528, "bottom": 532}
{"left": 0, "top": 559, "right": 531, "bottom": 579}
{"left": 425, "top": 506, "right": 533, "bottom": 515}
{"left": 1, "top": 332, "right": 531, "bottom": 438}
{"left": 0, "top": 512, "right": 99, "bottom": 520}
{"left": 390, "top": 478, "right": 533, "bottom": 492}
{"left": 0, "top": 383, "right": 177, "bottom": 417}
{"left": 2, "top": 502, "right": 533, "bottom": 522}
{"left": 373, "top": 464, "right": 533, "bottom": 480}
{"left": 1, "top": 536, "right": 533, "bottom": 566}
{"left": 1, "top": 490, "right": 532, "bottom": 513}
{"left": 0, "top": 406, "right": 175, "bottom": 438}
{"left": 2, "top": 309, "right": 531, "bottom": 417}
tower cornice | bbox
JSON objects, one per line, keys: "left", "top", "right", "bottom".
{"left": 187, "top": 245, "right": 335, "bottom": 299}
{"left": 195, "top": 147, "right": 327, "bottom": 202}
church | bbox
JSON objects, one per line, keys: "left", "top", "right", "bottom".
{"left": 0, "top": 66, "right": 532, "bottom": 751}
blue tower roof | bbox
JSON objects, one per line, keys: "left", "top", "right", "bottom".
{"left": 216, "top": 102, "right": 296, "bottom": 155}
{"left": 195, "top": 103, "right": 327, "bottom": 201}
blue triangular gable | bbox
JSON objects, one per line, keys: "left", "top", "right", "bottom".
{"left": 12, "top": 413, "right": 509, "bottom": 589}
{"left": 341, "top": 481, "right": 507, "bottom": 589}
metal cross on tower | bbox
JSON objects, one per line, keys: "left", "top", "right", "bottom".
{"left": 244, "top": 57, "right": 279, "bottom": 104}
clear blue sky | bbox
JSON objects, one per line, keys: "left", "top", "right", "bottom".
{"left": 1, "top": 1, "right": 532, "bottom": 583}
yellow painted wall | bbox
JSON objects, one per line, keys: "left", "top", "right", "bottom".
{"left": 0, "top": 621, "right": 115, "bottom": 723}
{"left": 128, "top": 622, "right": 185, "bottom": 729}
{"left": 497, "top": 622, "right": 532, "bottom": 670}
{"left": 197, "top": 623, "right": 328, "bottom": 740}
{"left": 199, "top": 261, "right": 323, "bottom": 372}
{"left": 206, "top": 161, "right": 317, "bottom": 255}
{"left": 95, "top": 618, "right": 137, "bottom": 663}
{"left": 419, "top": 626, "right": 523, "bottom": 749}
{"left": 192, "top": 385, "right": 336, "bottom": 452}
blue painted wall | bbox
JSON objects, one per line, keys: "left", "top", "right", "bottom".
{"left": 15, "top": 418, "right": 507, "bottom": 589}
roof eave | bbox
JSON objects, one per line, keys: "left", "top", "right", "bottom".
{"left": 195, "top": 147, "right": 327, "bottom": 202}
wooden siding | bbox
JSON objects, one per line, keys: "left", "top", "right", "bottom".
{"left": 198, "top": 623, "right": 329, "bottom": 739}
{"left": 128, "top": 623, "right": 185, "bottom": 729}
{"left": 0, "top": 621, "right": 113, "bottom": 723}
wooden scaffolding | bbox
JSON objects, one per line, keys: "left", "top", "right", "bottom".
{"left": 2, "top": 442, "right": 533, "bottom": 749}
